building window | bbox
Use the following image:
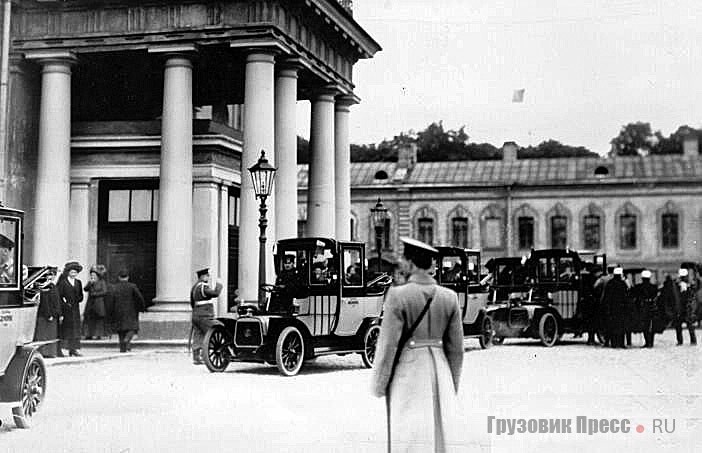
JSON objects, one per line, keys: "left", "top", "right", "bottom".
{"left": 661, "top": 213, "right": 679, "bottom": 248}
{"left": 451, "top": 217, "right": 468, "bottom": 248}
{"left": 108, "top": 189, "right": 158, "bottom": 222}
{"left": 518, "top": 216, "right": 534, "bottom": 250}
{"left": 417, "top": 218, "right": 434, "bottom": 245}
{"left": 484, "top": 217, "right": 503, "bottom": 249}
{"left": 619, "top": 214, "right": 637, "bottom": 249}
{"left": 228, "top": 194, "right": 240, "bottom": 227}
{"left": 583, "top": 215, "right": 601, "bottom": 249}
{"left": 550, "top": 216, "right": 567, "bottom": 249}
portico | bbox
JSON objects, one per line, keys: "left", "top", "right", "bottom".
{"left": 1, "top": 0, "right": 380, "bottom": 335}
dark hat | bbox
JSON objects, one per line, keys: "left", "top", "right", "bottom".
{"left": 400, "top": 237, "right": 438, "bottom": 257}
{"left": 196, "top": 268, "right": 210, "bottom": 278}
{"left": 118, "top": 267, "right": 129, "bottom": 278}
{"left": 0, "top": 233, "right": 14, "bottom": 249}
{"left": 64, "top": 261, "right": 83, "bottom": 273}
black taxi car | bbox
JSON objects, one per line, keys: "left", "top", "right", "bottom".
{"left": 203, "top": 238, "right": 391, "bottom": 376}
{"left": 436, "top": 247, "right": 493, "bottom": 348}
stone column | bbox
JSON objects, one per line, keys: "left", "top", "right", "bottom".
{"left": 152, "top": 53, "right": 194, "bottom": 311}
{"left": 238, "top": 50, "right": 275, "bottom": 303}
{"left": 274, "top": 62, "right": 299, "bottom": 241}
{"left": 334, "top": 95, "right": 357, "bottom": 241}
{"left": 306, "top": 88, "right": 337, "bottom": 238}
{"left": 27, "top": 52, "right": 76, "bottom": 267}
{"left": 69, "top": 181, "right": 90, "bottom": 284}
{"left": 218, "top": 185, "right": 229, "bottom": 316}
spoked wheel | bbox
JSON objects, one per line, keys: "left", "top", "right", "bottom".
{"left": 492, "top": 336, "right": 505, "bottom": 345}
{"left": 539, "top": 313, "right": 559, "bottom": 347}
{"left": 361, "top": 325, "right": 381, "bottom": 368}
{"left": 478, "top": 316, "right": 494, "bottom": 349}
{"left": 275, "top": 326, "right": 305, "bottom": 376}
{"left": 203, "top": 326, "right": 231, "bottom": 373}
{"left": 12, "top": 353, "right": 46, "bottom": 429}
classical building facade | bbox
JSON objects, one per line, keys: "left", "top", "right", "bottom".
{"left": 299, "top": 139, "right": 702, "bottom": 281}
{"left": 0, "top": 0, "right": 380, "bottom": 335}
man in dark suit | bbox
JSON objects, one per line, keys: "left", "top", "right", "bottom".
{"left": 110, "top": 268, "right": 145, "bottom": 352}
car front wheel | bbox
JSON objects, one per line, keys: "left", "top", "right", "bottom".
{"left": 275, "top": 326, "right": 305, "bottom": 376}
{"left": 478, "top": 316, "right": 493, "bottom": 349}
{"left": 12, "top": 353, "right": 46, "bottom": 429}
{"left": 203, "top": 326, "right": 231, "bottom": 373}
{"left": 361, "top": 325, "right": 381, "bottom": 368}
{"left": 539, "top": 313, "right": 559, "bottom": 347}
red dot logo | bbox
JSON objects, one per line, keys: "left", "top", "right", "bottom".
{"left": 636, "top": 425, "right": 645, "bottom": 433}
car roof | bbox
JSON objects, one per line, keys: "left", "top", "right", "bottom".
{"left": 276, "top": 237, "right": 364, "bottom": 250}
{"left": 436, "top": 246, "right": 481, "bottom": 255}
{"left": 484, "top": 257, "right": 523, "bottom": 271}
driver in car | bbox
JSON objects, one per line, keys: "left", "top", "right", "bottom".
{"left": 0, "top": 233, "right": 15, "bottom": 284}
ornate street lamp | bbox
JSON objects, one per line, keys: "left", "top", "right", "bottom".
{"left": 248, "top": 150, "right": 277, "bottom": 306}
{"left": 370, "top": 197, "right": 388, "bottom": 274}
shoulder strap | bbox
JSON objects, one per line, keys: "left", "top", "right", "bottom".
{"left": 389, "top": 286, "right": 438, "bottom": 377}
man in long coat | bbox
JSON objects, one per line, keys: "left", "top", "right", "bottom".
{"left": 190, "top": 268, "right": 223, "bottom": 364}
{"left": 664, "top": 268, "right": 698, "bottom": 345}
{"left": 110, "top": 268, "right": 145, "bottom": 352}
{"left": 633, "top": 270, "right": 664, "bottom": 348}
{"left": 57, "top": 261, "right": 84, "bottom": 357}
{"left": 372, "top": 237, "right": 466, "bottom": 452}
{"left": 602, "top": 267, "right": 628, "bottom": 348}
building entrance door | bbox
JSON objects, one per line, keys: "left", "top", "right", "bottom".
{"left": 97, "top": 180, "right": 159, "bottom": 304}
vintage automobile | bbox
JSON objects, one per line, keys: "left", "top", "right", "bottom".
{"left": 482, "top": 257, "right": 531, "bottom": 345}
{"left": 203, "top": 238, "right": 392, "bottom": 376}
{"left": 436, "top": 247, "right": 493, "bottom": 348}
{"left": 488, "top": 249, "right": 601, "bottom": 347}
{"left": 0, "top": 204, "right": 55, "bottom": 428}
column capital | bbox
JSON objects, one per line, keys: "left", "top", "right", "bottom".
{"left": 25, "top": 50, "right": 77, "bottom": 71}
{"left": 245, "top": 51, "right": 277, "bottom": 65}
{"left": 148, "top": 43, "right": 199, "bottom": 55}
{"left": 275, "top": 57, "right": 303, "bottom": 79}
{"left": 311, "top": 84, "right": 341, "bottom": 102}
{"left": 335, "top": 94, "right": 360, "bottom": 111}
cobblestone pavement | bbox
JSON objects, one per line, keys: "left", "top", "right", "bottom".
{"left": 0, "top": 329, "right": 700, "bottom": 453}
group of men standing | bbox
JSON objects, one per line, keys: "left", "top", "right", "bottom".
{"left": 581, "top": 265, "right": 699, "bottom": 348}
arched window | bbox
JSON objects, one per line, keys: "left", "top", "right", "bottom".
{"left": 659, "top": 201, "right": 681, "bottom": 249}
{"left": 580, "top": 203, "right": 605, "bottom": 250}
{"left": 447, "top": 205, "right": 472, "bottom": 248}
{"left": 413, "top": 206, "right": 438, "bottom": 246}
{"left": 546, "top": 203, "right": 571, "bottom": 249}
{"left": 513, "top": 204, "right": 538, "bottom": 250}
{"left": 480, "top": 204, "right": 505, "bottom": 250}
{"left": 616, "top": 202, "right": 641, "bottom": 250}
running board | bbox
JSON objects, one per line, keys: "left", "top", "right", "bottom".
{"left": 313, "top": 347, "right": 361, "bottom": 356}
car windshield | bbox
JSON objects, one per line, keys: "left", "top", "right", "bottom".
{"left": 439, "top": 255, "right": 463, "bottom": 284}
{"left": 0, "top": 216, "right": 20, "bottom": 290}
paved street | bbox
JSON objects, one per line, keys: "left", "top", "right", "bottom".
{"left": 0, "top": 329, "right": 700, "bottom": 453}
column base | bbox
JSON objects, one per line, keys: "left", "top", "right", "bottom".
{"left": 137, "top": 311, "right": 192, "bottom": 340}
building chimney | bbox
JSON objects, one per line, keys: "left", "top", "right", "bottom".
{"left": 397, "top": 142, "right": 417, "bottom": 169}
{"left": 502, "top": 141, "right": 518, "bottom": 162}
{"left": 682, "top": 133, "right": 699, "bottom": 157}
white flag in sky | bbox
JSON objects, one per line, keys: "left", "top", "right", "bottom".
{"left": 512, "top": 89, "right": 525, "bottom": 102}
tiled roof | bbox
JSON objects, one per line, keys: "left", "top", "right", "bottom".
{"left": 297, "top": 154, "right": 702, "bottom": 188}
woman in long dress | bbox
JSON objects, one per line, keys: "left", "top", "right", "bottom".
{"left": 56, "top": 261, "right": 84, "bottom": 357}
{"left": 83, "top": 264, "right": 109, "bottom": 339}
{"left": 371, "top": 237, "right": 467, "bottom": 453}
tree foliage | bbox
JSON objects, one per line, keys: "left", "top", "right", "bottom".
{"left": 520, "top": 140, "right": 598, "bottom": 158}
{"left": 610, "top": 122, "right": 699, "bottom": 156}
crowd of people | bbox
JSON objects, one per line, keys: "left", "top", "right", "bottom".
{"left": 579, "top": 265, "right": 699, "bottom": 348}
{"left": 33, "top": 262, "right": 146, "bottom": 357}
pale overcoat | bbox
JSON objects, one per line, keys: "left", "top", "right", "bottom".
{"left": 371, "top": 272, "right": 465, "bottom": 452}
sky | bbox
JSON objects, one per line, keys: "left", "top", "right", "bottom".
{"left": 298, "top": 0, "right": 702, "bottom": 154}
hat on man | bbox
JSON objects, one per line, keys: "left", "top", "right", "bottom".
{"left": 400, "top": 237, "right": 438, "bottom": 270}
{"left": 0, "top": 233, "right": 15, "bottom": 249}
{"left": 641, "top": 270, "right": 652, "bottom": 279}
{"left": 196, "top": 268, "right": 210, "bottom": 278}
{"left": 64, "top": 261, "right": 83, "bottom": 273}
{"left": 678, "top": 268, "right": 689, "bottom": 277}
{"left": 613, "top": 267, "right": 623, "bottom": 276}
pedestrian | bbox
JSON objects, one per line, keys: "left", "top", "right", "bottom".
{"left": 83, "top": 264, "right": 109, "bottom": 340}
{"left": 593, "top": 265, "right": 614, "bottom": 347}
{"left": 33, "top": 267, "right": 62, "bottom": 358}
{"left": 56, "top": 261, "right": 84, "bottom": 357}
{"left": 579, "top": 264, "right": 600, "bottom": 345}
{"left": 190, "top": 268, "right": 223, "bottom": 365}
{"left": 602, "top": 267, "right": 628, "bottom": 348}
{"left": 371, "top": 237, "right": 465, "bottom": 452}
{"left": 661, "top": 268, "right": 698, "bottom": 345}
{"left": 623, "top": 273, "right": 638, "bottom": 347}
{"left": 109, "top": 268, "right": 146, "bottom": 352}
{"left": 633, "top": 270, "right": 665, "bottom": 348}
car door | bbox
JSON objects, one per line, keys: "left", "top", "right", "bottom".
{"left": 335, "top": 245, "right": 365, "bottom": 336}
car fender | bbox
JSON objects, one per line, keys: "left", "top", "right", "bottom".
{"left": 0, "top": 346, "right": 39, "bottom": 403}
{"left": 266, "top": 318, "right": 314, "bottom": 358}
{"left": 354, "top": 317, "right": 381, "bottom": 338}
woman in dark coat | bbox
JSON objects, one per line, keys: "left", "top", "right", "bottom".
{"left": 83, "top": 264, "right": 109, "bottom": 339}
{"left": 34, "top": 268, "right": 62, "bottom": 358}
{"left": 56, "top": 261, "right": 84, "bottom": 357}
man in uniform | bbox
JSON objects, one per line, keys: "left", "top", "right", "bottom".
{"left": 190, "top": 268, "right": 223, "bottom": 364}
{"left": 602, "top": 267, "right": 629, "bottom": 348}
{"left": 634, "top": 270, "right": 664, "bottom": 348}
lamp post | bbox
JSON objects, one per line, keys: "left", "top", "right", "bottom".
{"left": 370, "top": 198, "right": 388, "bottom": 274}
{"left": 248, "top": 150, "right": 277, "bottom": 307}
